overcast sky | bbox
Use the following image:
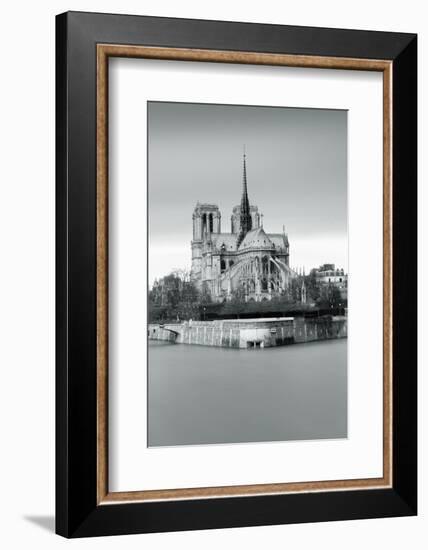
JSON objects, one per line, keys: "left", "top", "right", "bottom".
{"left": 148, "top": 101, "right": 347, "bottom": 286}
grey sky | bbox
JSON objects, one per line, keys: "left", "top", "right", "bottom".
{"left": 148, "top": 101, "right": 347, "bottom": 285}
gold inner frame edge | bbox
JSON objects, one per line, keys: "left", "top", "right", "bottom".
{"left": 96, "top": 44, "right": 393, "bottom": 505}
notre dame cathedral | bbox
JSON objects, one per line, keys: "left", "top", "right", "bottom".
{"left": 191, "top": 152, "right": 297, "bottom": 302}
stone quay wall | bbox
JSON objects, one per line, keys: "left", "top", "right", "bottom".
{"left": 148, "top": 316, "right": 347, "bottom": 349}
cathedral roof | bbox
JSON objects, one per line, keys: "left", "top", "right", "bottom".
{"left": 238, "top": 227, "right": 275, "bottom": 251}
{"left": 268, "top": 233, "right": 289, "bottom": 250}
{"left": 211, "top": 233, "right": 238, "bottom": 251}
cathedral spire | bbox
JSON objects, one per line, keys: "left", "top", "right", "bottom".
{"left": 237, "top": 147, "right": 252, "bottom": 247}
{"left": 242, "top": 145, "right": 248, "bottom": 198}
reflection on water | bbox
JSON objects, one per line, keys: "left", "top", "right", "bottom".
{"left": 148, "top": 340, "right": 347, "bottom": 447}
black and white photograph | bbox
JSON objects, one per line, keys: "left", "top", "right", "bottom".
{"left": 147, "top": 101, "right": 348, "bottom": 447}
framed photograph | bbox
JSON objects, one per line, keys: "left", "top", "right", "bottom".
{"left": 56, "top": 11, "right": 417, "bottom": 537}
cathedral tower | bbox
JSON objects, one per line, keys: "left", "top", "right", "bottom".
{"left": 191, "top": 203, "right": 221, "bottom": 281}
{"left": 237, "top": 150, "right": 253, "bottom": 247}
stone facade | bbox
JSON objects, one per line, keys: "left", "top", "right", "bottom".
{"left": 314, "top": 264, "right": 348, "bottom": 289}
{"left": 191, "top": 153, "right": 296, "bottom": 302}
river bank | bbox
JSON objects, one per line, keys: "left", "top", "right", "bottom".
{"left": 148, "top": 315, "right": 347, "bottom": 349}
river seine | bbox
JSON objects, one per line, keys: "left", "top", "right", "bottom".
{"left": 148, "top": 339, "right": 347, "bottom": 447}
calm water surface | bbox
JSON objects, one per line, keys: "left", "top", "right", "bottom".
{"left": 148, "top": 339, "right": 347, "bottom": 447}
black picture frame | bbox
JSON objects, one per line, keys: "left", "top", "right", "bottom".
{"left": 56, "top": 11, "right": 417, "bottom": 538}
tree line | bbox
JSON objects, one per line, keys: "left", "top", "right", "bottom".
{"left": 149, "top": 269, "right": 346, "bottom": 323}
{"left": 149, "top": 269, "right": 211, "bottom": 323}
